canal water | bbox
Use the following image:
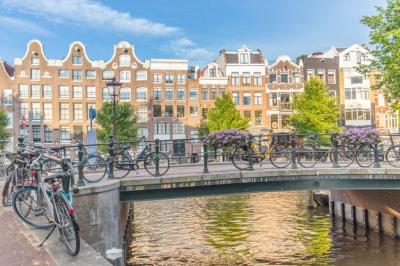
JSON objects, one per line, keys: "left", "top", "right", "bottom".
{"left": 128, "top": 192, "right": 400, "bottom": 265}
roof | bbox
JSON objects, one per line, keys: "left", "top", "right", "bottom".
{"left": 336, "top": 48, "right": 347, "bottom": 53}
{"left": 223, "top": 52, "right": 265, "bottom": 64}
{"left": 1, "top": 61, "right": 14, "bottom": 77}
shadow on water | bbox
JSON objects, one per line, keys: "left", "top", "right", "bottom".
{"left": 127, "top": 191, "right": 400, "bottom": 266}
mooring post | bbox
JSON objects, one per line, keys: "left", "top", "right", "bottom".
{"left": 290, "top": 132, "right": 297, "bottom": 169}
{"left": 332, "top": 133, "right": 339, "bottom": 168}
{"left": 247, "top": 135, "right": 254, "bottom": 171}
{"left": 373, "top": 143, "right": 381, "bottom": 168}
{"left": 108, "top": 135, "right": 115, "bottom": 179}
{"left": 77, "top": 142, "right": 85, "bottom": 187}
{"left": 154, "top": 139, "right": 160, "bottom": 177}
{"left": 203, "top": 143, "right": 209, "bottom": 174}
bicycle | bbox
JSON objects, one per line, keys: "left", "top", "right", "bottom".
{"left": 296, "top": 133, "right": 355, "bottom": 168}
{"left": 11, "top": 147, "right": 80, "bottom": 256}
{"left": 231, "top": 129, "right": 292, "bottom": 170}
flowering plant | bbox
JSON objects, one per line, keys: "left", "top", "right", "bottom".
{"left": 203, "top": 129, "right": 250, "bottom": 147}
{"left": 338, "top": 127, "right": 381, "bottom": 149}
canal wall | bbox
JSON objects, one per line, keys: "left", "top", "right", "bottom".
{"left": 329, "top": 190, "right": 400, "bottom": 237}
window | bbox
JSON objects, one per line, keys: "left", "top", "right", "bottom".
{"left": 271, "top": 114, "right": 278, "bottom": 129}
{"left": 30, "top": 69, "right": 40, "bottom": 80}
{"left": 271, "top": 92, "right": 278, "bottom": 106}
{"left": 209, "top": 67, "right": 217, "bottom": 77}
{"left": 231, "top": 72, "right": 240, "bottom": 86}
{"left": 120, "top": 88, "right": 131, "bottom": 101}
{"left": 153, "top": 88, "right": 162, "bottom": 100}
{"left": 201, "top": 89, "right": 208, "bottom": 100}
{"left": 239, "top": 53, "right": 249, "bottom": 64}
{"left": 32, "top": 125, "right": 41, "bottom": 143}
{"left": 165, "top": 105, "right": 173, "bottom": 117}
{"left": 190, "top": 130, "right": 199, "bottom": 142}
{"left": 282, "top": 115, "right": 291, "bottom": 129}
{"left": 177, "top": 88, "right": 185, "bottom": 100}
{"left": 306, "top": 69, "right": 315, "bottom": 79}
{"left": 165, "top": 74, "right": 174, "bottom": 84}
{"left": 20, "top": 103, "right": 29, "bottom": 119}
{"left": 136, "top": 107, "right": 148, "bottom": 122}
{"left": 60, "top": 103, "right": 69, "bottom": 120}
{"left": 269, "top": 73, "right": 277, "bottom": 83}
{"left": 219, "top": 88, "right": 225, "bottom": 96}
{"left": 345, "top": 88, "right": 369, "bottom": 100}
{"left": 73, "top": 86, "right": 82, "bottom": 99}
{"left": 232, "top": 92, "right": 240, "bottom": 105}
{"left": 120, "top": 71, "right": 131, "bottom": 83}
{"left": 173, "top": 123, "right": 185, "bottom": 134}
{"left": 351, "top": 76, "right": 363, "bottom": 84}
{"left": 243, "top": 72, "right": 250, "bottom": 85}
{"left": 165, "top": 88, "right": 173, "bottom": 100}
{"left": 327, "top": 70, "right": 336, "bottom": 84}
{"left": 44, "top": 126, "right": 52, "bottom": 143}
{"left": 153, "top": 105, "right": 161, "bottom": 117}
{"left": 344, "top": 108, "right": 371, "bottom": 121}
{"left": 6, "top": 112, "right": 12, "bottom": 129}
{"left": 177, "top": 105, "right": 185, "bottom": 117}
{"left": 280, "top": 93, "right": 290, "bottom": 109}
{"left": 255, "top": 93, "right": 262, "bottom": 105}
{"left": 74, "top": 103, "right": 83, "bottom": 120}
{"left": 378, "top": 93, "right": 385, "bottom": 107}
{"left": 19, "top": 85, "right": 29, "bottom": 98}
{"left": 73, "top": 56, "right": 82, "bottom": 65}
{"left": 202, "top": 108, "right": 207, "bottom": 119}
{"left": 138, "top": 128, "right": 148, "bottom": 140}
{"left": 317, "top": 69, "right": 324, "bottom": 81}
{"left": 73, "top": 126, "right": 83, "bottom": 141}
{"left": 31, "top": 85, "right": 40, "bottom": 99}
{"left": 177, "top": 74, "right": 186, "bottom": 84}
{"left": 60, "top": 126, "right": 70, "bottom": 143}
{"left": 86, "top": 70, "right": 96, "bottom": 79}
{"left": 102, "top": 88, "right": 112, "bottom": 101}
{"left": 119, "top": 54, "right": 130, "bottom": 67}
{"left": 244, "top": 111, "right": 251, "bottom": 121}
{"left": 153, "top": 73, "right": 162, "bottom": 83}
{"left": 154, "top": 122, "right": 169, "bottom": 135}
{"left": 72, "top": 70, "right": 83, "bottom": 81}
{"left": 243, "top": 93, "right": 251, "bottom": 105}
{"left": 31, "top": 56, "right": 39, "bottom": 65}
{"left": 344, "top": 53, "right": 350, "bottom": 61}
{"left": 292, "top": 72, "right": 300, "bottom": 83}
{"left": 32, "top": 103, "right": 41, "bottom": 121}
{"left": 43, "top": 103, "right": 52, "bottom": 120}
{"left": 59, "top": 69, "right": 69, "bottom": 78}
{"left": 254, "top": 72, "right": 262, "bottom": 86}
{"left": 189, "top": 89, "right": 198, "bottom": 100}
{"left": 210, "top": 88, "right": 217, "bottom": 100}
{"left": 136, "top": 70, "right": 147, "bottom": 81}
{"left": 3, "top": 89, "right": 12, "bottom": 105}
{"left": 43, "top": 85, "right": 52, "bottom": 98}
{"left": 102, "top": 70, "right": 114, "bottom": 80}
{"left": 136, "top": 87, "right": 147, "bottom": 101}
{"left": 190, "top": 106, "right": 198, "bottom": 117}
{"left": 281, "top": 73, "right": 288, "bottom": 83}
{"left": 255, "top": 111, "right": 262, "bottom": 126}
{"left": 86, "top": 86, "right": 96, "bottom": 98}
{"left": 59, "top": 86, "right": 69, "bottom": 98}
{"left": 356, "top": 51, "right": 362, "bottom": 64}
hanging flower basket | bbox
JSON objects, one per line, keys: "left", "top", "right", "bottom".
{"left": 203, "top": 129, "right": 250, "bottom": 149}
{"left": 338, "top": 127, "right": 381, "bottom": 150}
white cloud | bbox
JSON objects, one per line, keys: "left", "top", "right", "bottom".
{"left": 0, "top": 16, "right": 51, "bottom": 36}
{"left": 0, "top": 0, "right": 179, "bottom": 36}
{"left": 163, "top": 38, "right": 213, "bottom": 66}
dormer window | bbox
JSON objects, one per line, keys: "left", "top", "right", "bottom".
{"left": 344, "top": 53, "right": 350, "bottom": 61}
{"left": 73, "top": 56, "right": 82, "bottom": 65}
{"left": 209, "top": 66, "right": 217, "bottom": 77}
{"left": 239, "top": 53, "right": 249, "bottom": 64}
{"left": 119, "top": 54, "right": 131, "bottom": 67}
{"left": 31, "top": 55, "right": 39, "bottom": 65}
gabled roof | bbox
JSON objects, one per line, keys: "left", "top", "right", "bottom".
{"left": 221, "top": 46, "right": 266, "bottom": 65}
{"left": 3, "top": 61, "right": 14, "bottom": 77}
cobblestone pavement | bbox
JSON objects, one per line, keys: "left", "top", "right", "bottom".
{"left": 0, "top": 198, "right": 57, "bottom": 266}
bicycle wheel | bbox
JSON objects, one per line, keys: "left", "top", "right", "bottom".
{"left": 329, "top": 145, "right": 354, "bottom": 168}
{"left": 270, "top": 145, "right": 291, "bottom": 168}
{"left": 82, "top": 155, "right": 107, "bottom": 183}
{"left": 144, "top": 152, "right": 170, "bottom": 176}
{"left": 53, "top": 193, "right": 80, "bottom": 256}
{"left": 296, "top": 144, "right": 318, "bottom": 168}
{"left": 355, "top": 144, "right": 375, "bottom": 168}
{"left": 0, "top": 161, "right": 6, "bottom": 178}
{"left": 2, "top": 170, "right": 16, "bottom": 206}
{"left": 231, "top": 146, "right": 249, "bottom": 170}
{"left": 12, "top": 186, "right": 53, "bottom": 229}
{"left": 113, "top": 154, "right": 131, "bottom": 179}
{"left": 386, "top": 145, "right": 400, "bottom": 167}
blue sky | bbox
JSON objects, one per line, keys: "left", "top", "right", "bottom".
{"left": 0, "top": 0, "right": 386, "bottom": 66}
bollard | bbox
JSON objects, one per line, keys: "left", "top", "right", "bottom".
{"left": 77, "top": 142, "right": 85, "bottom": 187}
{"left": 247, "top": 135, "right": 254, "bottom": 171}
{"left": 203, "top": 143, "right": 209, "bottom": 174}
{"left": 332, "top": 133, "right": 339, "bottom": 168}
{"left": 376, "top": 212, "right": 382, "bottom": 234}
{"left": 17, "top": 136, "right": 24, "bottom": 149}
{"left": 373, "top": 143, "right": 381, "bottom": 168}
{"left": 62, "top": 146, "right": 67, "bottom": 158}
{"left": 363, "top": 209, "right": 369, "bottom": 230}
{"left": 330, "top": 201, "right": 335, "bottom": 217}
{"left": 290, "top": 132, "right": 297, "bottom": 169}
{"left": 391, "top": 216, "right": 397, "bottom": 239}
{"left": 154, "top": 139, "right": 160, "bottom": 177}
{"left": 108, "top": 135, "right": 115, "bottom": 179}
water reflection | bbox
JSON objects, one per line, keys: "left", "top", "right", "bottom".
{"left": 128, "top": 192, "right": 400, "bottom": 265}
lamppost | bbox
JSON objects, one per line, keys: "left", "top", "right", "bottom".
{"left": 105, "top": 77, "right": 122, "bottom": 139}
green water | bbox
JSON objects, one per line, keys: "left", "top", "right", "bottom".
{"left": 128, "top": 192, "right": 400, "bottom": 265}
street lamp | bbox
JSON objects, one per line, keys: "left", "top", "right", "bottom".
{"left": 105, "top": 77, "right": 122, "bottom": 139}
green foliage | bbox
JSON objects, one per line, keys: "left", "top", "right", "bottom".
{"left": 0, "top": 108, "right": 9, "bottom": 149}
{"left": 96, "top": 102, "right": 138, "bottom": 145}
{"left": 361, "top": 0, "right": 400, "bottom": 105}
{"left": 289, "top": 77, "right": 340, "bottom": 134}
{"left": 202, "top": 93, "right": 249, "bottom": 133}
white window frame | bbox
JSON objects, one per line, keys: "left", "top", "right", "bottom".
{"left": 136, "top": 87, "right": 147, "bottom": 101}
{"left": 136, "top": 70, "right": 147, "bottom": 81}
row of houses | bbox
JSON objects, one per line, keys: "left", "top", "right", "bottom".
{"left": 0, "top": 40, "right": 396, "bottom": 152}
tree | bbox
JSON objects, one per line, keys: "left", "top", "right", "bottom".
{"left": 96, "top": 102, "right": 138, "bottom": 144}
{"left": 0, "top": 108, "right": 9, "bottom": 149}
{"left": 361, "top": 0, "right": 400, "bottom": 105}
{"left": 289, "top": 77, "right": 340, "bottom": 134}
{"left": 200, "top": 93, "right": 249, "bottom": 133}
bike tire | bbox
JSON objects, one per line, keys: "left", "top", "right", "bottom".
{"left": 231, "top": 146, "right": 249, "bottom": 170}
{"left": 386, "top": 145, "right": 400, "bottom": 167}
{"left": 296, "top": 144, "right": 318, "bottom": 168}
{"left": 113, "top": 154, "right": 131, "bottom": 179}
{"left": 2, "top": 170, "right": 15, "bottom": 207}
{"left": 270, "top": 145, "right": 291, "bottom": 168}
{"left": 82, "top": 155, "right": 107, "bottom": 183}
{"left": 0, "top": 161, "right": 6, "bottom": 177}
{"left": 329, "top": 145, "right": 354, "bottom": 168}
{"left": 12, "top": 186, "right": 53, "bottom": 229}
{"left": 53, "top": 193, "right": 80, "bottom": 256}
{"left": 355, "top": 144, "right": 375, "bottom": 168}
{"left": 144, "top": 152, "right": 170, "bottom": 176}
